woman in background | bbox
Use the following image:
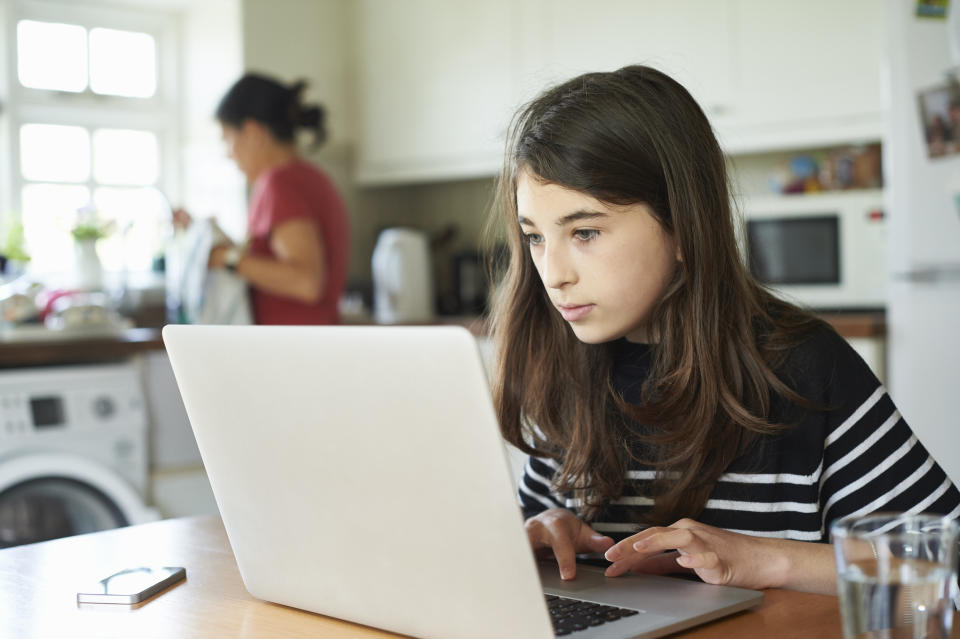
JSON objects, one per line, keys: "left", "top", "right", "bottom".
{"left": 177, "top": 73, "right": 350, "bottom": 325}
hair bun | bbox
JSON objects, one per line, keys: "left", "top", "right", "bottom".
{"left": 288, "top": 79, "right": 308, "bottom": 98}
{"left": 297, "top": 105, "right": 327, "bottom": 146}
{"left": 297, "top": 105, "right": 322, "bottom": 127}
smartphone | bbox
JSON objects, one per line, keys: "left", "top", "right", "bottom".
{"left": 76, "top": 566, "right": 186, "bottom": 604}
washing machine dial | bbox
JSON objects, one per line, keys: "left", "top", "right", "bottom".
{"left": 93, "top": 396, "right": 116, "bottom": 419}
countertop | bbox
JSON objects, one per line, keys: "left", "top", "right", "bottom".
{"left": 0, "top": 327, "right": 164, "bottom": 368}
{"left": 0, "top": 514, "right": 853, "bottom": 639}
{"left": 0, "top": 312, "right": 884, "bottom": 368}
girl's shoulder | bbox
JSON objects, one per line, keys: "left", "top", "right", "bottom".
{"left": 781, "top": 320, "right": 871, "bottom": 375}
{"left": 775, "top": 319, "right": 882, "bottom": 417}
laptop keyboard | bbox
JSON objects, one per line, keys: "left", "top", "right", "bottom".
{"left": 546, "top": 594, "right": 640, "bottom": 636}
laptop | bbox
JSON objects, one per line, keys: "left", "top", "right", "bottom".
{"left": 162, "top": 325, "right": 762, "bottom": 639}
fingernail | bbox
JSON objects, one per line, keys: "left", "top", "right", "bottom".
{"left": 604, "top": 547, "right": 620, "bottom": 561}
{"left": 676, "top": 555, "right": 691, "bottom": 567}
{"left": 632, "top": 539, "right": 648, "bottom": 551}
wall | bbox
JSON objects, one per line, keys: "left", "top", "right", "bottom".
{"left": 0, "top": 2, "right": 12, "bottom": 227}
{"left": 180, "top": 0, "right": 246, "bottom": 239}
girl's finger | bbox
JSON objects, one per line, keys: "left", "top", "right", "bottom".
{"left": 608, "top": 551, "right": 690, "bottom": 577}
{"left": 678, "top": 551, "right": 728, "bottom": 585}
{"left": 632, "top": 527, "right": 698, "bottom": 555}
{"left": 604, "top": 526, "right": 663, "bottom": 562}
{"left": 548, "top": 530, "right": 578, "bottom": 581}
{"left": 583, "top": 532, "right": 615, "bottom": 553}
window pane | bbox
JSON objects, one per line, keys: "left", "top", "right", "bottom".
{"left": 17, "top": 20, "right": 88, "bottom": 92}
{"left": 93, "top": 187, "right": 168, "bottom": 271}
{"left": 21, "top": 184, "right": 91, "bottom": 275}
{"left": 20, "top": 124, "right": 91, "bottom": 183}
{"left": 89, "top": 28, "right": 157, "bottom": 98}
{"left": 93, "top": 129, "right": 159, "bottom": 185}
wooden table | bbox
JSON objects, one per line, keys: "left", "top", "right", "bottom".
{"left": 0, "top": 515, "right": 858, "bottom": 639}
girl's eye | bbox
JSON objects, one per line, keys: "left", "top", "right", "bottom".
{"left": 523, "top": 233, "right": 544, "bottom": 246}
{"left": 574, "top": 229, "right": 599, "bottom": 241}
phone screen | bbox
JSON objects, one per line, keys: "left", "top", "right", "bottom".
{"left": 77, "top": 566, "right": 186, "bottom": 604}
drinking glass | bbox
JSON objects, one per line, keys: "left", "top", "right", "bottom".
{"left": 832, "top": 512, "right": 959, "bottom": 639}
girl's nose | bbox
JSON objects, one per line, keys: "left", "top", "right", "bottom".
{"left": 542, "top": 245, "right": 576, "bottom": 289}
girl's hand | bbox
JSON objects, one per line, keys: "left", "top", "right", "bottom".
{"left": 603, "top": 518, "right": 789, "bottom": 590}
{"left": 525, "top": 508, "right": 614, "bottom": 581}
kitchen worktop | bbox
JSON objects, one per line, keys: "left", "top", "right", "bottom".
{"left": 0, "top": 312, "right": 884, "bottom": 368}
{"left": 0, "top": 327, "right": 164, "bottom": 368}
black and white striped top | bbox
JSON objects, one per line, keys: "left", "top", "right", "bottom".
{"left": 518, "top": 326, "right": 960, "bottom": 542}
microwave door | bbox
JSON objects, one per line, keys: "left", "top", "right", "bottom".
{"left": 747, "top": 216, "right": 840, "bottom": 286}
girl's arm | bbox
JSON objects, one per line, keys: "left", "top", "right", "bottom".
{"left": 210, "top": 218, "right": 326, "bottom": 304}
{"left": 603, "top": 519, "right": 838, "bottom": 594}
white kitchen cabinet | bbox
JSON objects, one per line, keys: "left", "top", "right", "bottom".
{"left": 717, "top": 0, "right": 886, "bottom": 153}
{"left": 528, "top": 0, "right": 736, "bottom": 121}
{"left": 537, "top": 0, "right": 885, "bottom": 154}
{"left": 354, "top": 0, "right": 886, "bottom": 184}
{"left": 355, "top": 0, "right": 517, "bottom": 184}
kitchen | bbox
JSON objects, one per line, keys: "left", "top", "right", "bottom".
{"left": 0, "top": 0, "right": 958, "bottom": 636}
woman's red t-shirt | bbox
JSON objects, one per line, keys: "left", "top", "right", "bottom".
{"left": 246, "top": 160, "right": 350, "bottom": 325}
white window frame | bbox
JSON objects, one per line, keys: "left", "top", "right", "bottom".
{"left": 0, "top": 0, "right": 181, "bottom": 276}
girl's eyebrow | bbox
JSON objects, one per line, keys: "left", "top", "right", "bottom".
{"left": 517, "top": 215, "right": 535, "bottom": 227}
{"left": 555, "top": 210, "right": 608, "bottom": 226}
{"left": 517, "top": 210, "right": 608, "bottom": 227}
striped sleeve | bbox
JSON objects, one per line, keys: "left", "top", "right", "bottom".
{"left": 517, "top": 454, "right": 568, "bottom": 520}
{"left": 816, "top": 333, "right": 960, "bottom": 534}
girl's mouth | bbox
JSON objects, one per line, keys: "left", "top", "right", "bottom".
{"left": 558, "top": 304, "right": 595, "bottom": 322}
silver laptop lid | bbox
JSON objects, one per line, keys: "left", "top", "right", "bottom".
{"left": 163, "top": 324, "right": 554, "bottom": 639}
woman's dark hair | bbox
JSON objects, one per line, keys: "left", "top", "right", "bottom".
{"left": 216, "top": 73, "right": 327, "bottom": 146}
{"left": 488, "top": 65, "right": 825, "bottom": 525}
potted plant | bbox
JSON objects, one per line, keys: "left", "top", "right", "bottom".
{"left": 0, "top": 219, "right": 31, "bottom": 278}
{"left": 71, "top": 207, "right": 113, "bottom": 291}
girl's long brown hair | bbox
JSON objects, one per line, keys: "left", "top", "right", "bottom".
{"left": 487, "top": 65, "right": 825, "bottom": 525}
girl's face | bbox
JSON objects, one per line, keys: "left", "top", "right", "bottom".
{"left": 516, "top": 170, "right": 679, "bottom": 344}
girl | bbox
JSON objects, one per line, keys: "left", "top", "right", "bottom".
{"left": 177, "top": 73, "right": 350, "bottom": 325}
{"left": 489, "top": 65, "right": 960, "bottom": 594}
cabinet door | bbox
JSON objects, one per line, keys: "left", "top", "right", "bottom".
{"left": 534, "top": 0, "right": 736, "bottom": 121}
{"left": 355, "top": 0, "right": 516, "bottom": 183}
{"left": 723, "top": 0, "right": 885, "bottom": 151}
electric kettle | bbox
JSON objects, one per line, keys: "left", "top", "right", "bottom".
{"left": 371, "top": 228, "right": 434, "bottom": 324}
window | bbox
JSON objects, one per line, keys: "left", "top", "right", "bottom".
{"left": 4, "top": 2, "right": 178, "bottom": 281}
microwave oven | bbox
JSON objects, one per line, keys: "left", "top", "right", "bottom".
{"left": 740, "top": 190, "right": 885, "bottom": 311}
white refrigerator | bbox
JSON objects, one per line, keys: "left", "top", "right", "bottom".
{"left": 883, "top": 0, "right": 960, "bottom": 485}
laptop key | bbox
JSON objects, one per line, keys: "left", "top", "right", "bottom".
{"left": 547, "top": 594, "right": 643, "bottom": 635}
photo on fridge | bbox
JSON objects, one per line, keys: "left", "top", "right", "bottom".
{"left": 917, "top": 80, "right": 960, "bottom": 158}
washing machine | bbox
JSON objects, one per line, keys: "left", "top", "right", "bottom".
{"left": 0, "top": 362, "right": 158, "bottom": 548}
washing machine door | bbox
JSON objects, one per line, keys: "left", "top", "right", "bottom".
{"left": 0, "top": 453, "right": 158, "bottom": 548}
